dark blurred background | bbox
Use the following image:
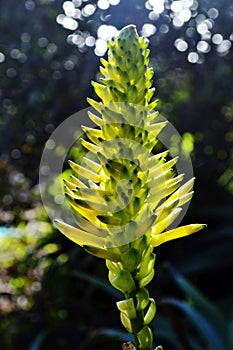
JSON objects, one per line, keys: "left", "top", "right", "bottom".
{"left": 0, "top": 1, "right": 232, "bottom": 349}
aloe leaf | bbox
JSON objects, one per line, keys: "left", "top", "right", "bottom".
{"left": 73, "top": 270, "right": 121, "bottom": 299}
{"left": 152, "top": 315, "right": 182, "bottom": 350}
{"left": 161, "top": 298, "right": 225, "bottom": 350}
{"left": 29, "top": 331, "right": 46, "bottom": 350}
{"left": 168, "top": 266, "right": 227, "bottom": 336}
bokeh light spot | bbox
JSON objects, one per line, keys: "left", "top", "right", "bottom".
{"left": 38, "top": 37, "right": 49, "bottom": 48}
{"left": 62, "top": 17, "right": 78, "bottom": 30}
{"left": 21, "top": 32, "right": 31, "bottom": 43}
{"left": 3, "top": 194, "right": 13, "bottom": 206}
{"left": 197, "top": 40, "right": 210, "bottom": 53}
{"left": 208, "top": 7, "right": 219, "bottom": 19}
{"left": 56, "top": 14, "right": 65, "bottom": 25}
{"left": 173, "top": 17, "right": 184, "bottom": 28}
{"left": 148, "top": 11, "right": 159, "bottom": 21}
{"left": 212, "top": 33, "right": 223, "bottom": 45}
{"left": 11, "top": 149, "right": 21, "bottom": 160}
{"left": 142, "top": 23, "right": 156, "bottom": 37}
{"left": 97, "top": 0, "right": 109, "bottom": 10}
{"left": 95, "top": 39, "right": 108, "bottom": 56}
{"left": 160, "top": 24, "right": 169, "bottom": 34}
{"left": 85, "top": 36, "right": 96, "bottom": 47}
{"left": 97, "top": 25, "right": 117, "bottom": 40}
{"left": 179, "top": 8, "right": 191, "bottom": 22}
{"left": 47, "top": 43, "right": 57, "bottom": 55}
{"left": 197, "top": 22, "right": 208, "bottom": 35}
{"left": 183, "top": 0, "right": 194, "bottom": 6}
{"left": 186, "top": 27, "right": 196, "bottom": 38}
{"left": 195, "top": 14, "right": 206, "bottom": 23}
{"left": 146, "top": 1, "right": 153, "bottom": 11}
{"left": 175, "top": 38, "right": 188, "bottom": 52}
{"left": 190, "top": 0, "right": 198, "bottom": 10}
{"left": 171, "top": 1, "right": 183, "bottom": 13}
{"left": 64, "top": 60, "right": 75, "bottom": 70}
{"left": 6, "top": 68, "right": 17, "bottom": 78}
{"left": 149, "top": 0, "right": 165, "bottom": 14}
{"left": 205, "top": 19, "right": 213, "bottom": 30}
{"left": 67, "top": 33, "right": 85, "bottom": 49}
{"left": 82, "top": 4, "right": 96, "bottom": 17}
{"left": 63, "top": 1, "right": 76, "bottom": 17}
{"left": 10, "top": 49, "right": 21, "bottom": 59}
{"left": 25, "top": 0, "right": 35, "bottom": 11}
{"left": 188, "top": 51, "right": 199, "bottom": 63}
{"left": 109, "top": 0, "right": 120, "bottom": 5}
{"left": 55, "top": 195, "right": 65, "bottom": 205}
{"left": 72, "top": 0, "right": 82, "bottom": 6}
{"left": 0, "top": 52, "right": 5, "bottom": 63}
{"left": 216, "top": 40, "right": 232, "bottom": 54}
{"left": 72, "top": 8, "right": 81, "bottom": 19}
{"left": 53, "top": 71, "right": 62, "bottom": 80}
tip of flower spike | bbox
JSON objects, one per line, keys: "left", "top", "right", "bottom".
{"left": 117, "top": 24, "right": 138, "bottom": 41}
{"left": 120, "top": 24, "right": 137, "bottom": 31}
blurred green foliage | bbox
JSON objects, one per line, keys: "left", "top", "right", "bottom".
{"left": 0, "top": 0, "right": 232, "bottom": 349}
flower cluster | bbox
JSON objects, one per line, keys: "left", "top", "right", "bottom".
{"left": 55, "top": 25, "right": 205, "bottom": 350}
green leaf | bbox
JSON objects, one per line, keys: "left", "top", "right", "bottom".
{"left": 152, "top": 315, "right": 182, "bottom": 350}
{"left": 169, "top": 267, "right": 227, "bottom": 336}
{"left": 74, "top": 270, "right": 121, "bottom": 299}
{"left": 161, "top": 298, "right": 225, "bottom": 350}
{"left": 29, "top": 331, "right": 46, "bottom": 350}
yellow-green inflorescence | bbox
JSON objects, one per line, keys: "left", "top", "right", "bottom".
{"left": 55, "top": 25, "right": 205, "bottom": 350}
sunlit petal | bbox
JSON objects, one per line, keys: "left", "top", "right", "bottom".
{"left": 151, "top": 224, "right": 206, "bottom": 247}
{"left": 54, "top": 219, "right": 106, "bottom": 247}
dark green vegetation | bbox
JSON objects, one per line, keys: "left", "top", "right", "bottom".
{"left": 0, "top": 1, "right": 232, "bottom": 349}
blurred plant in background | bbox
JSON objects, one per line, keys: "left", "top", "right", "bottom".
{"left": 0, "top": 0, "right": 232, "bottom": 349}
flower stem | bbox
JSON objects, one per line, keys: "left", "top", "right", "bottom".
{"left": 107, "top": 236, "right": 156, "bottom": 350}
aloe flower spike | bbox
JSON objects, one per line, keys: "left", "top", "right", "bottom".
{"left": 55, "top": 24, "right": 205, "bottom": 350}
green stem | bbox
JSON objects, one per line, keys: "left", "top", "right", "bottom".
{"left": 125, "top": 279, "right": 153, "bottom": 349}
{"left": 107, "top": 235, "right": 156, "bottom": 350}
